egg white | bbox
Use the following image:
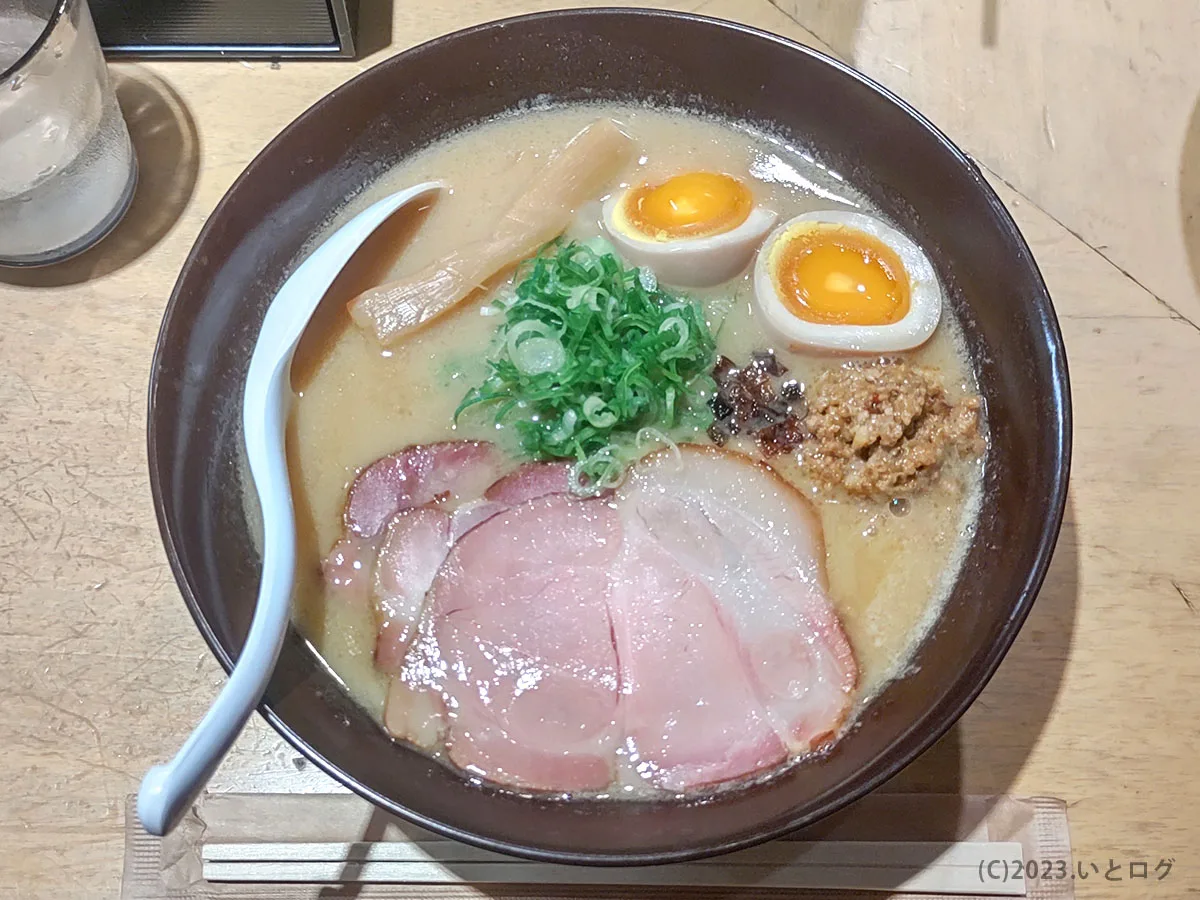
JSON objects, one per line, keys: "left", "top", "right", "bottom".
{"left": 752, "top": 210, "right": 942, "bottom": 354}
{"left": 601, "top": 191, "right": 777, "bottom": 288}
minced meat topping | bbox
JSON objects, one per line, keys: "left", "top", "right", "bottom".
{"left": 801, "top": 360, "right": 983, "bottom": 497}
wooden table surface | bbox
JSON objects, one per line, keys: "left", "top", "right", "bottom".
{"left": 2, "top": 2, "right": 1198, "bottom": 897}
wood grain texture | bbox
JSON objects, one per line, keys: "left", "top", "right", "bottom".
{"left": 775, "top": 0, "right": 1200, "bottom": 323}
{"left": 1, "top": 3, "right": 1197, "bottom": 899}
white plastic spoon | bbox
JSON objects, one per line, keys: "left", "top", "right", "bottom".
{"left": 137, "top": 181, "right": 444, "bottom": 836}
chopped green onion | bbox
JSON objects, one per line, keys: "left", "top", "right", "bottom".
{"left": 511, "top": 336, "right": 566, "bottom": 375}
{"left": 583, "top": 395, "right": 618, "bottom": 428}
{"left": 636, "top": 426, "right": 683, "bottom": 467}
{"left": 456, "top": 239, "right": 718, "bottom": 478}
{"left": 505, "top": 319, "right": 554, "bottom": 355}
{"left": 569, "top": 445, "right": 625, "bottom": 496}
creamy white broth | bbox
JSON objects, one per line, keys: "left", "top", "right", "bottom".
{"left": 281, "top": 103, "right": 985, "bottom": 776}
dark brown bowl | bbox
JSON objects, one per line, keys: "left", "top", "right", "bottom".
{"left": 148, "top": 8, "right": 1071, "bottom": 865}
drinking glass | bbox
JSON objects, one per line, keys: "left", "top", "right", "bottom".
{"left": 0, "top": 0, "right": 137, "bottom": 265}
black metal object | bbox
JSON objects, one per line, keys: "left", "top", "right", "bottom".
{"left": 91, "top": 0, "right": 358, "bottom": 58}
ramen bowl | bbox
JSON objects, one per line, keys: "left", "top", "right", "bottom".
{"left": 148, "top": 8, "right": 1070, "bottom": 865}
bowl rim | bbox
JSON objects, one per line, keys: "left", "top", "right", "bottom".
{"left": 147, "top": 6, "right": 1072, "bottom": 865}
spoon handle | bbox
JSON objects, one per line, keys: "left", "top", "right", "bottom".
{"left": 136, "top": 181, "right": 444, "bottom": 836}
{"left": 136, "top": 521, "right": 295, "bottom": 835}
{"left": 138, "top": 356, "right": 295, "bottom": 836}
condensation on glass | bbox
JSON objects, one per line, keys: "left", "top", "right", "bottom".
{"left": 0, "top": 0, "right": 137, "bottom": 265}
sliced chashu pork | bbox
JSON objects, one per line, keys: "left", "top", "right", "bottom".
{"left": 331, "top": 442, "right": 856, "bottom": 795}
{"left": 616, "top": 446, "right": 858, "bottom": 759}
{"left": 609, "top": 528, "right": 789, "bottom": 790}
{"left": 344, "top": 440, "right": 506, "bottom": 539}
{"left": 370, "top": 460, "right": 574, "bottom": 672}
{"left": 392, "top": 492, "right": 622, "bottom": 791}
{"left": 372, "top": 507, "right": 453, "bottom": 675}
{"left": 443, "top": 460, "right": 573, "bottom": 541}
{"left": 321, "top": 441, "right": 508, "bottom": 669}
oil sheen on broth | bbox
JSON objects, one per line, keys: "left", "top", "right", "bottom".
{"left": 283, "top": 104, "right": 985, "bottom": 790}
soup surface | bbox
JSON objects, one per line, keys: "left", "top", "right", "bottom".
{"left": 279, "top": 104, "right": 985, "bottom": 797}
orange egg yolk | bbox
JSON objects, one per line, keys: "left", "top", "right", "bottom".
{"left": 771, "top": 224, "right": 910, "bottom": 325}
{"left": 622, "top": 172, "right": 753, "bottom": 240}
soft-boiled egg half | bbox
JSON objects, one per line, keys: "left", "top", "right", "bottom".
{"left": 753, "top": 210, "right": 941, "bottom": 353}
{"left": 602, "top": 171, "right": 777, "bottom": 287}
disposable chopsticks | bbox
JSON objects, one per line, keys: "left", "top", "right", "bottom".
{"left": 202, "top": 839, "right": 1026, "bottom": 895}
